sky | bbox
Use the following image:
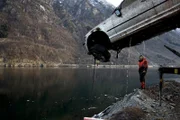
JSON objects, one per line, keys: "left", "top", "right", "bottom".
{"left": 106, "top": 0, "right": 124, "bottom": 7}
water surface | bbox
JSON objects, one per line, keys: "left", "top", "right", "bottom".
{"left": 0, "top": 68, "right": 177, "bottom": 120}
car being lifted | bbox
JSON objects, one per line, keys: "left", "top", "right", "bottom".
{"left": 84, "top": 0, "right": 180, "bottom": 62}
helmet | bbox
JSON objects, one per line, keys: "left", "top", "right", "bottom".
{"left": 139, "top": 55, "right": 144, "bottom": 61}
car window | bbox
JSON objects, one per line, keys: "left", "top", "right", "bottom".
{"left": 113, "top": 0, "right": 136, "bottom": 16}
{"left": 115, "top": 9, "right": 121, "bottom": 16}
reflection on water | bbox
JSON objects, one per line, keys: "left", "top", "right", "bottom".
{"left": 0, "top": 68, "right": 161, "bottom": 120}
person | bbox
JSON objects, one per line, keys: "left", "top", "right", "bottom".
{"left": 138, "top": 55, "right": 148, "bottom": 89}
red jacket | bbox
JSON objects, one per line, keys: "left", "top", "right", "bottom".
{"left": 138, "top": 58, "right": 148, "bottom": 73}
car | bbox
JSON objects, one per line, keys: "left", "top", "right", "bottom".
{"left": 84, "top": 0, "right": 180, "bottom": 62}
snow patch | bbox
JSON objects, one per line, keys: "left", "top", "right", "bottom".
{"left": 58, "top": 0, "right": 62, "bottom": 4}
{"left": 40, "top": 5, "right": 45, "bottom": 11}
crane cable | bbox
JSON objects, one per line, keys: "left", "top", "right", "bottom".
{"left": 90, "top": 58, "right": 96, "bottom": 98}
{"left": 126, "top": 38, "right": 132, "bottom": 94}
{"left": 143, "top": 41, "right": 146, "bottom": 56}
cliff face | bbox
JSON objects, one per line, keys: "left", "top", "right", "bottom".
{"left": 0, "top": 0, "right": 78, "bottom": 65}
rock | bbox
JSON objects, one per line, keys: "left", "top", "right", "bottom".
{"left": 170, "top": 106, "right": 174, "bottom": 110}
{"left": 93, "top": 81, "right": 180, "bottom": 120}
{"left": 167, "top": 95, "right": 172, "bottom": 100}
{"left": 151, "top": 104, "right": 155, "bottom": 108}
{"left": 169, "top": 103, "right": 176, "bottom": 107}
{"left": 88, "top": 107, "right": 97, "bottom": 110}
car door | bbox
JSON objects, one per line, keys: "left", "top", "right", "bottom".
{"left": 152, "top": 0, "right": 176, "bottom": 14}
{"left": 102, "top": 17, "right": 117, "bottom": 39}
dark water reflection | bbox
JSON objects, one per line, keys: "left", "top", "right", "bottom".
{"left": 0, "top": 68, "right": 174, "bottom": 120}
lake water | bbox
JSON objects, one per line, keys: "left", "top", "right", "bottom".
{"left": 0, "top": 68, "right": 178, "bottom": 120}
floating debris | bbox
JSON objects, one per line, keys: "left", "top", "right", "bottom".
{"left": 88, "top": 107, "right": 97, "bottom": 110}
{"left": 82, "top": 108, "right": 86, "bottom": 111}
{"left": 84, "top": 117, "right": 104, "bottom": 120}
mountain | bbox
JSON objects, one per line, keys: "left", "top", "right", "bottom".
{"left": 112, "top": 29, "right": 180, "bottom": 66}
{"left": 0, "top": 0, "right": 78, "bottom": 66}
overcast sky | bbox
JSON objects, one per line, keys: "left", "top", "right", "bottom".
{"left": 106, "top": 0, "right": 124, "bottom": 7}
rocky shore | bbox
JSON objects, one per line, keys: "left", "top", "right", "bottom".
{"left": 93, "top": 81, "right": 180, "bottom": 120}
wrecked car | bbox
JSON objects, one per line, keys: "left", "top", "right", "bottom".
{"left": 84, "top": 0, "right": 180, "bottom": 62}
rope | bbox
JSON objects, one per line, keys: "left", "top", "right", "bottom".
{"left": 93, "top": 58, "right": 96, "bottom": 82}
{"left": 90, "top": 58, "right": 96, "bottom": 98}
{"left": 143, "top": 41, "right": 146, "bottom": 56}
{"left": 126, "top": 38, "right": 132, "bottom": 94}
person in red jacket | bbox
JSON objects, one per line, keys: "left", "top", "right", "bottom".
{"left": 138, "top": 55, "right": 148, "bottom": 89}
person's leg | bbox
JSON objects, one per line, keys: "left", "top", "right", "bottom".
{"left": 140, "top": 74, "right": 143, "bottom": 89}
{"left": 142, "top": 73, "right": 146, "bottom": 89}
{"left": 142, "top": 80, "right": 145, "bottom": 89}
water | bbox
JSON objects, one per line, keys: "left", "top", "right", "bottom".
{"left": 0, "top": 68, "right": 178, "bottom": 120}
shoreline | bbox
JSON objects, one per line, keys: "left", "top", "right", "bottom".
{"left": 0, "top": 63, "right": 158, "bottom": 68}
{"left": 89, "top": 81, "right": 180, "bottom": 120}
